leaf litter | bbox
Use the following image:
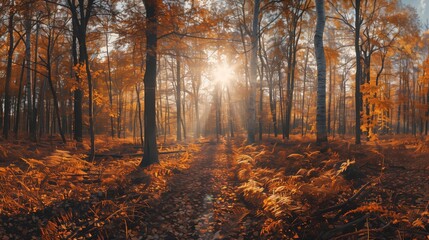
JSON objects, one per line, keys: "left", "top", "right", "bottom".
{"left": 0, "top": 136, "right": 428, "bottom": 239}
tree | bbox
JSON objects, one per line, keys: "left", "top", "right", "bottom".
{"left": 67, "top": 0, "right": 96, "bottom": 159}
{"left": 2, "top": 0, "right": 15, "bottom": 139}
{"left": 314, "top": 0, "right": 327, "bottom": 144}
{"left": 23, "top": 0, "right": 36, "bottom": 141}
{"left": 354, "top": 0, "right": 362, "bottom": 144}
{"left": 139, "top": 0, "right": 159, "bottom": 168}
{"left": 247, "top": 0, "right": 260, "bottom": 143}
{"left": 175, "top": 54, "right": 182, "bottom": 141}
{"left": 103, "top": 21, "right": 116, "bottom": 139}
{"left": 41, "top": 1, "right": 67, "bottom": 144}
{"left": 282, "top": 0, "right": 311, "bottom": 139}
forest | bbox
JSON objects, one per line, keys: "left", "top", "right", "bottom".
{"left": 0, "top": 0, "right": 428, "bottom": 239}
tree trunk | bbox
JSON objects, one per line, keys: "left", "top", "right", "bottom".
{"left": 14, "top": 59, "right": 26, "bottom": 138}
{"left": 247, "top": 0, "right": 260, "bottom": 143}
{"left": 140, "top": 0, "right": 159, "bottom": 167}
{"left": 227, "top": 87, "right": 234, "bottom": 137}
{"left": 397, "top": 61, "right": 402, "bottom": 134}
{"left": 215, "top": 83, "right": 221, "bottom": 142}
{"left": 32, "top": 19, "right": 40, "bottom": 140}
{"left": 24, "top": 3, "right": 36, "bottom": 142}
{"left": 37, "top": 79, "right": 47, "bottom": 138}
{"left": 182, "top": 77, "right": 187, "bottom": 140}
{"left": 105, "top": 31, "right": 115, "bottom": 138}
{"left": 117, "top": 91, "right": 123, "bottom": 138}
{"left": 44, "top": 23, "right": 67, "bottom": 144}
{"left": 328, "top": 60, "right": 332, "bottom": 134}
{"left": 157, "top": 77, "right": 163, "bottom": 136}
{"left": 315, "top": 0, "right": 328, "bottom": 144}
{"left": 67, "top": 0, "right": 95, "bottom": 144}
{"left": 3, "top": 1, "right": 15, "bottom": 139}
{"left": 278, "top": 66, "right": 285, "bottom": 138}
{"left": 176, "top": 55, "right": 182, "bottom": 141}
{"left": 354, "top": 0, "right": 362, "bottom": 144}
{"left": 136, "top": 84, "right": 144, "bottom": 146}
{"left": 68, "top": 0, "right": 96, "bottom": 158}
{"left": 123, "top": 92, "right": 127, "bottom": 138}
{"left": 192, "top": 73, "right": 201, "bottom": 138}
{"left": 284, "top": 22, "right": 301, "bottom": 139}
{"left": 0, "top": 94, "right": 3, "bottom": 131}
{"left": 85, "top": 51, "right": 95, "bottom": 160}
{"left": 72, "top": 38, "right": 83, "bottom": 142}
{"left": 164, "top": 61, "right": 170, "bottom": 142}
{"left": 301, "top": 47, "right": 309, "bottom": 136}
{"left": 258, "top": 41, "right": 264, "bottom": 141}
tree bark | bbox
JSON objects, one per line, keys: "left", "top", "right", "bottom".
{"left": 67, "top": 0, "right": 95, "bottom": 158}
{"left": 105, "top": 31, "right": 115, "bottom": 138}
{"left": 71, "top": 11, "right": 82, "bottom": 142}
{"left": 139, "top": 0, "right": 159, "bottom": 167}
{"left": 176, "top": 55, "right": 182, "bottom": 141}
{"left": 354, "top": 0, "right": 362, "bottom": 144}
{"left": 258, "top": 39, "right": 264, "bottom": 141}
{"left": 227, "top": 87, "right": 234, "bottom": 137}
{"left": 192, "top": 72, "right": 201, "bottom": 138}
{"left": 136, "top": 84, "right": 144, "bottom": 146}
{"left": 24, "top": 2, "right": 36, "bottom": 142}
{"left": 315, "top": 0, "right": 328, "bottom": 144}
{"left": 37, "top": 78, "right": 47, "bottom": 138}
{"left": 247, "top": 0, "right": 260, "bottom": 143}
{"left": 14, "top": 59, "right": 26, "bottom": 138}
{"left": 181, "top": 77, "right": 187, "bottom": 140}
{"left": 32, "top": 18, "right": 40, "bottom": 140}
{"left": 301, "top": 47, "right": 309, "bottom": 136}
{"left": 215, "top": 83, "right": 221, "bottom": 142}
{"left": 117, "top": 91, "right": 123, "bottom": 138}
{"left": 45, "top": 28, "right": 67, "bottom": 144}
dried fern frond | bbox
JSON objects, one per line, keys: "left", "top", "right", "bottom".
{"left": 336, "top": 159, "right": 356, "bottom": 176}
{"left": 238, "top": 179, "right": 266, "bottom": 207}
{"left": 236, "top": 154, "right": 254, "bottom": 165}
{"left": 287, "top": 153, "right": 305, "bottom": 160}
{"left": 345, "top": 202, "right": 386, "bottom": 216}
{"left": 260, "top": 218, "right": 283, "bottom": 236}
{"left": 304, "top": 151, "right": 320, "bottom": 160}
{"left": 238, "top": 167, "right": 253, "bottom": 181}
{"left": 296, "top": 168, "right": 308, "bottom": 176}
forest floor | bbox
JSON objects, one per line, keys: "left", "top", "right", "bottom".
{"left": 0, "top": 135, "right": 428, "bottom": 239}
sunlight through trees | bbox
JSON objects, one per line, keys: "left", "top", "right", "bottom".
{"left": 0, "top": 0, "right": 429, "bottom": 238}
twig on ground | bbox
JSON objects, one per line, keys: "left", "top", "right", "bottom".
{"left": 319, "top": 213, "right": 370, "bottom": 240}
{"left": 331, "top": 221, "right": 392, "bottom": 240}
{"left": 314, "top": 182, "right": 372, "bottom": 216}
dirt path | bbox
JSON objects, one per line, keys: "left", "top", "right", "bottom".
{"left": 141, "top": 140, "right": 250, "bottom": 239}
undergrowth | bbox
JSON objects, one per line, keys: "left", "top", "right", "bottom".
{"left": 0, "top": 141, "right": 198, "bottom": 239}
{"left": 233, "top": 139, "right": 429, "bottom": 239}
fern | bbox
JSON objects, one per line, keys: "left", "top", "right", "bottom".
{"left": 263, "top": 193, "right": 293, "bottom": 218}
{"left": 238, "top": 167, "right": 253, "bottom": 181}
{"left": 238, "top": 179, "right": 266, "bottom": 207}
{"left": 411, "top": 218, "right": 426, "bottom": 229}
{"left": 336, "top": 159, "right": 356, "bottom": 176}
{"left": 260, "top": 218, "right": 283, "bottom": 236}
{"left": 287, "top": 153, "right": 305, "bottom": 160}
{"left": 345, "top": 202, "right": 386, "bottom": 216}
{"left": 236, "top": 154, "right": 254, "bottom": 165}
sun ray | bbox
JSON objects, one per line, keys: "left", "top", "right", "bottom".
{"left": 212, "top": 62, "right": 235, "bottom": 85}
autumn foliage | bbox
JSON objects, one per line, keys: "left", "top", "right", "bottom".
{"left": 0, "top": 0, "right": 429, "bottom": 239}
